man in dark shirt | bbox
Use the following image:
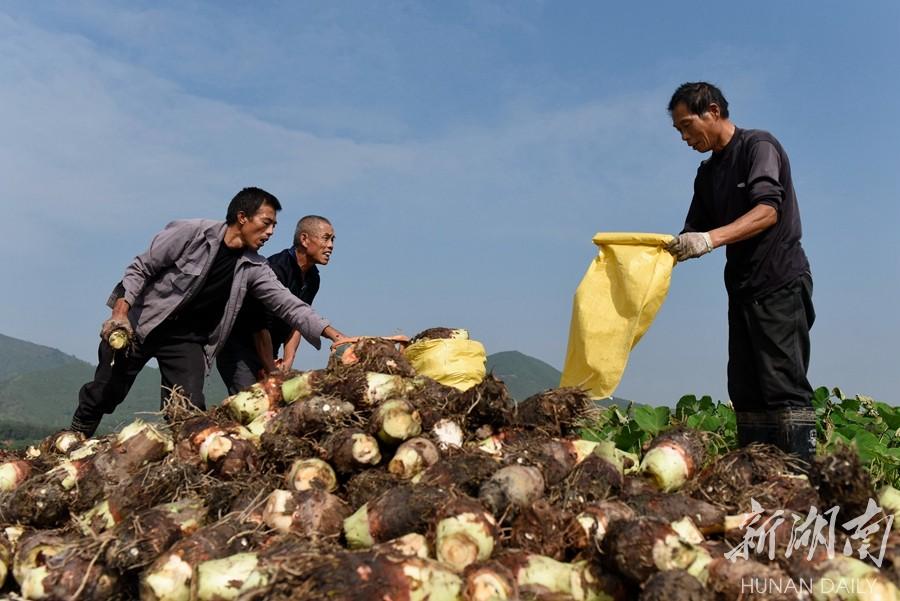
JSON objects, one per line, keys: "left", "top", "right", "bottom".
{"left": 71, "top": 189, "right": 349, "bottom": 436}
{"left": 666, "top": 82, "right": 816, "bottom": 461}
{"left": 217, "top": 215, "right": 335, "bottom": 394}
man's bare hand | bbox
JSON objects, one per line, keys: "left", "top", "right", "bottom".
{"left": 100, "top": 317, "right": 133, "bottom": 342}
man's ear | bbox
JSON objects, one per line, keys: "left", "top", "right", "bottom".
{"left": 706, "top": 102, "right": 722, "bottom": 119}
{"left": 237, "top": 210, "right": 248, "bottom": 225}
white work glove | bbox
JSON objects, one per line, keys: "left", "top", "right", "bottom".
{"left": 666, "top": 232, "right": 713, "bottom": 262}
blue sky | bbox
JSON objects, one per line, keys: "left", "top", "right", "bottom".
{"left": 1, "top": 1, "right": 897, "bottom": 405}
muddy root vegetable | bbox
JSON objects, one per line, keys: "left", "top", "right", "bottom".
{"left": 343, "top": 469, "right": 400, "bottom": 511}
{"left": 626, "top": 493, "right": 725, "bottom": 535}
{"left": 140, "top": 518, "right": 259, "bottom": 601}
{"left": 191, "top": 552, "right": 269, "bottom": 601}
{"left": 495, "top": 551, "right": 616, "bottom": 601}
{"left": 447, "top": 374, "right": 515, "bottom": 430}
{"left": 0, "top": 460, "right": 32, "bottom": 492}
{"left": 222, "top": 382, "right": 281, "bottom": 424}
{"left": 434, "top": 496, "right": 498, "bottom": 572}
{"left": 640, "top": 569, "right": 712, "bottom": 601}
{"left": 370, "top": 399, "right": 422, "bottom": 445}
{"left": 479, "top": 464, "right": 545, "bottom": 517}
{"left": 810, "top": 444, "right": 876, "bottom": 517}
{"left": 513, "top": 387, "right": 595, "bottom": 436}
{"left": 462, "top": 561, "right": 519, "bottom": 601}
{"left": 608, "top": 516, "right": 701, "bottom": 584}
{"left": 105, "top": 498, "right": 207, "bottom": 571}
{"left": 389, "top": 437, "right": 440, "bottom": 480}
{"left": 878, "top": 485, "right": 900, "bottom": 531}
{"left": 322, "top": 428, "right": 382, "bottom": 475}
{"left": 0, "top": 533, "right": 10, "bottom": 589}
{"left": 372, "top": 533, "right": 430, "bottom": 558}
{"left": 93, "top": 419, "right": 174, "bottom": 483}
{"left": 412, "top": 327, "right": 470, "bottom": 342}
{"left": 510, "top": 499, "right": 571, "bottom": 560}
{"left": 332, "top": 337, "right": 416, "bottom": 376}
{"left": 564, "top": 500, "right": 636, "bottom": 554}
{"left": 705, "top": 558, "right": 797, "bottom": 601}
{"left": 432, "top": 418, "right": 465, "bottom": 450}
{"left": 734, "top": 472, "right": 821, "bottom": 514}
{"left": 272, "top": 394, "right": 356, "bottom": 437}
{"left": 683, "top": 443, "right": 804, "bottom": 512}
{"left": 108, "top": 326, "right": 131, "bottom": 350}
{"left": 263, "top": 489, "right": 350, "bottom": 537}
{"left": 38, "top": 430, "right": 85, "bottom": 456}
{"left": 640, "top": 428, "right": 707, "bottom": 493}
{"left": 419, "top": 451, "right": 500, "bottom": 497}
{"left": 201, "top": 433, "right": 260, "bottom": 479}
{"left": 343, "top": 484, "right": 448, "bottom": 548}
{"left": 286, "top": 458, "right": 338, "bottom": 492}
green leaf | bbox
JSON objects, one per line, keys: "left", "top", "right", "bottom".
{"left": 633, "top": 405, "right": 669, "bottom": 436}
{"left": 852, "top": 430, "right": 883, "bottom": 464}
{"left": 876, "top": 403, "right": 900, "bottom": 430}
{"left": 814, "top": 387, "right": 830, "bottom": 403}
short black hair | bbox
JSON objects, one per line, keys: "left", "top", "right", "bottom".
{"left": 294, "top": 215, "right": 332, "bottom": 248}
{"left": 668, "top": 82, "right": 729, "bottom": 119}
{"left": 226, "top": 187, "right": 282, "bottom": 224}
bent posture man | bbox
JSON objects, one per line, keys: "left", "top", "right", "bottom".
{"left": 666, "top": 82, "right": 816, "bottom": 460}
{"left": 71, "top": 187, "right": 348, "bottom": 436}
{"left": 217, "top": 215, "right": 335, "bottom": 394}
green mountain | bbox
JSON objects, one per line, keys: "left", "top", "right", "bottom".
{"left": 486, "top": 350, "right": 562, "bottom": 400}
{"left": 0, "top": 334, "right": 228, "bottom": 437}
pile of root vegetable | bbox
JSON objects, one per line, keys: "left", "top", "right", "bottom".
{"left": 2, "top": 331, "right": 900, "bottom": 600}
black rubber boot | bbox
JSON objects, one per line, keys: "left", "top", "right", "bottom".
{"left": 70, "top": 415, "right": 101, "bottom": 438}
{"left": 735, "top": 411, "right": 780, "bottom": 447}
{"left": 775, "top": 407, "right": 817, "bottom": 463}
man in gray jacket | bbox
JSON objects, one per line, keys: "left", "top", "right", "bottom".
{"left": 70, "top": 187, "right": 348, "bottom": 436}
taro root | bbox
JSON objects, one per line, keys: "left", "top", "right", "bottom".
{"left": 479, "top": 464, "right": 545, "bottom": 517}
{"left": 639, "top": 427, "right": 707, "bottom": 493}
{"left": 734, "top": 472, "right": 821, "bottom": 514}
{"left": 0, "top": 531, "right": 12, "bottom": 589}
{"left": 92, "top": 419, "right": 174, "bottom": 484}
{"left": 222, "top": 380, "right": 282, "bottom": 424}
{"left": 705, "top": 557, "right": 799, "bottom": 601}
{"left": 330, "top": 337, "right": 416, "bottom": 376}
{"left": 810, "top": 444, "right": 876, "bottom": 517}
{"left": 683, "top": 443, "right": 804, "bottom": 512}
{"left": 625, "top": 493, "right": 726, "bottom": 535}
{"left": 510, "top": 499, "right": 571, "bottom": 560}
{"left": 105, "top": 497, "right": 207, "bottom": 571}
{"left": 418, "top": 450, "right": 500, "bottom": 497}
{"left": 38, "top": 430, "right": 86, "bottom": 457}
{"left": 412, "top": 327, "right": 469, "bottom": 342}
{"left": 322, "top": 428, "right": 382, "bottom": 475}
{"left": 433, "top": 496, "right": 499, "bottom": 572}
{"left": 559, "top": 450, "right": 625, "bottom": 510}
{"left": 494, "top": 551, "right": 620, "bottom": 600}
{"left": 369, "top": 398, "right": 422, "bottom": 446}
{"left": 0, "top": 460, "right": 32, "bottom": 492}
{"left": 463, "top": 560, "right": 519, "bottom": 601}
{"left": 240, "top": 552, "right": 463, "bottom": 601}
{"left": 201, "top": 433, "right": 259, "bottom": 479}
{"left": 271, "top": 394, "right": 355, "bottom": 438}
{"left": 192, "top": 552, "right": 270, "bottom": 601}
{"left": 343, "top": 483, "right": 448, "bottom": 548}
{"left": 879, "top": 485, "right": 900, "bottom": 531}
{"left": 639, "top": 569, "right": 712, "bottom": 601}
{"left": 263, "top": 489, "right": 350, "bottom": 537}
{"left": 607, "top": 516, "right": 707, "bottom": 584}
{"left": 285, "top": 458, "right": 338, "bottom": 493}
{"left": 564, "top": 500, "right": 636, "bottom": 555}
{"left": 446, "top": 374, "right": 515, "bottom": 431}
{"left": 140, "top": 518, "right": 260, "bottom": 601}
{"left": 343, "top": 469, "right": 400, "bottom": 511}
{"left": 15, "top": 537, "right": 122, "bottom": 600}
{"left": 513, "top": 387, "right": 595, "bottom": 436}
{"left": 389, "top": 437, "right": 440, "bottom": 480}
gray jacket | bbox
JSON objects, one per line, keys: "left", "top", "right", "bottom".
{"left": 107, "top": 219, "right": 330, "bottom": 369}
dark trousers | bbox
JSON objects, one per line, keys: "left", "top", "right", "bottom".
{"left": 215, "top": 339, "right": 263, "bottom": 395}
{"left": 72, "top": 332, "right": 207, "bottom": 435}
{"left": 728, "top": 273, "right": 815, "bottom": 413}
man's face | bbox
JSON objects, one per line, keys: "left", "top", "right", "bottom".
{"left": 300, "top": 223, "right": 335, "bottom": 265}
{"left": 237, "top": 204, "right": 277, "bottom": 251}
{"left": 671, "top": 102, "right": 720, "bottom": 153}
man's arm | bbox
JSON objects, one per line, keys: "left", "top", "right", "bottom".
{"left": 708, "top": 203, "right": 778, "bottom": 248}
{"left": 281, "top": 329, "right": 302, "bottom": 371}
{"left": 252, "top": 329, "right": 279, "bottom": 375}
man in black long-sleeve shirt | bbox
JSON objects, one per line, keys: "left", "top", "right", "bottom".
{"left": 665, "top": 82, "right": 816, "bottom": 461}
{"left": 217, "top": 215, "right": 335, "bottom": 393}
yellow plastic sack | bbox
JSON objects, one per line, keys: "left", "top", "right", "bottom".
{"left": 404, "top": 339, "right": 487, "bottom": 391}
{"left": 560, "top": 233, "right": 675, "bottom": 398}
